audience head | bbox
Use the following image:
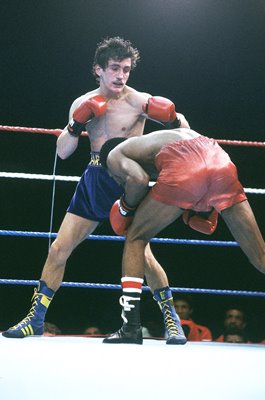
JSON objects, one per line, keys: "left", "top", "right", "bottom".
{"left": 223, "top": 305, "right": 247, "bottom": 331}
{"left": 44, "top": 322, "right": 62, "bottom": 336}
{"left": 173, "top": 296, "right": 194, "bottom": 320}
{"left": 83, "top": 325, "right": 102, "bottom": 335}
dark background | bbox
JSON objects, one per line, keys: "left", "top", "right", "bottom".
{"left": 1, "top": 0, "right": 264, "bottom": 340}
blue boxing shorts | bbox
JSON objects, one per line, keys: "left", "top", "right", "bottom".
{"left": 67, "top": 153, "right": 124, "bottom": 222}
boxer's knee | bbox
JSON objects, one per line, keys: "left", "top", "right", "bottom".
{"left": 126, "top": 229, "right": 149, "bottom": 243}
{"left": 47, "top": 238, "right": 72, "bottom": 265}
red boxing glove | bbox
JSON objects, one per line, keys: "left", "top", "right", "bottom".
{"left": 182, "top": 209, "right": 218, "bottom": 235}
{"left": 68, "top": 95, "right": 107, "bottom": 137}
{"left": 110, "top": 196, "right": 136, "bottom": 236}
{"left": 143, "top": 96, "right": 177, "bottom": 123}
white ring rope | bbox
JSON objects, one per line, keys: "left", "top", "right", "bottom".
{"left": 0, "top": 171, "right": 264, "bottom": 194}
{"left": 0, "top": 172, "right": 80, "bottom": 182}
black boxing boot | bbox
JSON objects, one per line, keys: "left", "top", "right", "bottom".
{"left": 103, "top": 294, "right": 143, "bottom": 344}
{"left": 103, "top": 277, "right": 143, "bottom": 344}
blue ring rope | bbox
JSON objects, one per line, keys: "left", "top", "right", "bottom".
{"left": 2, "top": 230, "right": 263, "bottom": 298}
{"left": 0, "top": 230, "right": 239, "bottom": 247}
{"left": 0, "top": 279, "right": 264, "bottom": 297}
{"left": 1, "top": 230, "right": 263, "bottom": 297}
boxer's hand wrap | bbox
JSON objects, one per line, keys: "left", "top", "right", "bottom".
{"left": 182, "top": 209, "right": 218, "bottom": 235}
{"left": 67, "top": 95, "right": 107, "bottom": 137}
{"left": 143, "top": 96, "right": 177, "bottom": 123}
{"left": 110, "top": 196, "right": 137, "bottom": 236}
{"left": 163, "top": 117, "right": 181, "bottom": 129}
{"left": 67, "top": 120, "right": 85, "bottom": 137}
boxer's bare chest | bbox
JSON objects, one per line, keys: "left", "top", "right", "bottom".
{"left": 86, "top": 97, "right": 145, "bottom": 151}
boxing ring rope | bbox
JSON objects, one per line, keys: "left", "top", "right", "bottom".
{"left": 1, "top": 124, "right": 265, "bottom": 299}
{"left": 1, "top": 172, "right": 265, "bottom": 194}
{"left": 0, "top": 229, "right": 240, "bottom": 246}
{"left": 0, "top": 279, "right": 264, "bottom": 298}
{"left": 1, "top": 124, "right": 265, "bottom": 146}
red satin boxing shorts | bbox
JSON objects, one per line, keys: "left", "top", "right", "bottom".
{"left": 150, "top": 135, "right": 247, "bottom": 212}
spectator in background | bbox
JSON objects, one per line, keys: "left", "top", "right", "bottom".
{"left": 83, "top": 325, "right": 102, "bottom": 335}
{"left": 174, "top": 296, "right": 212, "bottom": 341}
{"left": 43, "top": 322, "right": 62, "bottom": 336}
{"left": 215, "top": 305, "right": 247, "bottom": 342}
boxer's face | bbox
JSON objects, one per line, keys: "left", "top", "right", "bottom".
{"left": 96, "top": 58, "right": 132, "bottom": 95}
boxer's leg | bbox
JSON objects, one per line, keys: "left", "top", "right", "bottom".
{"left": 221, "top": 200, "right": 265, "bottom": 274}
{"left": 41, "top": 213, "right": 99, "bottom": 291}
{"left": 142, "top": 245, "right": 188, "bottom": 344}
{"left": 104, "top": 194, "right": 186, "bottom": 344}
{"left": 124, "top": 195, "right": 187, "bottom": 344}
{"left": 2, "top": 213, "right": 99, "bottom": 338}
{"left": 144, "top": 244, "right": 169, "bottom": 291}
{"left": 122, "top": 195, "right": 183, "bottom": 277}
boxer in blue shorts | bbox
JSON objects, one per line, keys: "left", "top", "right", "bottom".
{"left": 68, "top": 153, "right": 124, "bottom": 221}
{"left": 3, "top": 36, "right": 190, "bottom": 343}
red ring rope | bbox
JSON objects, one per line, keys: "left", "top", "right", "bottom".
{"left": 0, "top": 125, "right": 264, "bottom": 146}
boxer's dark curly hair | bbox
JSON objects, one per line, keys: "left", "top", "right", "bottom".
{"left": 92, "top": 36, "right": 140, "bottom": 82}
{"left": 99, "top": 137, "right": 127, "bottom": 169}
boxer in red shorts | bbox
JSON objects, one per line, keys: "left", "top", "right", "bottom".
{"left": 151, "top": 135, "right": 247, "bottom": 212}
{"left": 99, "top": 128, "right": 265, "bottom": 344}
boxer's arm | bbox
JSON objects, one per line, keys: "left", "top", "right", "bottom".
{"left": 108, "top": 150, "right": 150, "bottom": 207}
{"left": 57, "top": 95, "right": 106, "bottom": 159}
{"left": 67, "top": 95, "right": 106, "bottom": 137}
{"left": 57, "top": 97, "right": 86, "bottom": 159}
{"left": 162, "top": 112, "right": 190, "bottom": 129}
{"left": 124, "top": 170, "right": 150, "bottom": 208}
{"left": 142, "top": 96, "right": 190, "bottom": 128}
{"left": 57, "top": 128, "right": 79, "bottom": 160}
{"left": 177, "top": 113, "right": 190, "bottom": 129}
{"left": 143, "top": 96, "right": 177, "bottom": 122}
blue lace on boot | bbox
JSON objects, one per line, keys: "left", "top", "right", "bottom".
{"left": 154, "top": 287, "right": 187, "bottom": 345}
{"left": 2, "top": 281, "right": 54, "bottom": 339}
